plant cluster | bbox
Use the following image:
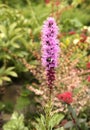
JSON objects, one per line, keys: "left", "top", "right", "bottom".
{"left": 0, "top": 0, "right": 90, "bottom": 130}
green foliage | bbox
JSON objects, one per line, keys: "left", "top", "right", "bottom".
{"left": 35, "top": 114, "right": 46, "bottom": 130}
{"left": 0, "top": 101, "right": 5, "bottom": 110}
{"left": 55, "top": 128, "right": 64, "bottom": 130}
{"left": 22, "top": 3, "right": 51, "bottom": 38}
{"left": 0, "top": 1, "right": 90, "bottom": 130}
{"left": 60, "top": 8, "right": 90, "bottom": 31}
{"left": 15, "top": 88, "right": 31, "bottom": 111}
{"left": 15, "top": 96, "right": 30, "bottom": 111}
{"left": 34, "top": 113, "right": 64, "bottom": 130}
{"left": 64, "top": 119, "right": 88, "bottom": 130}
{"left": 0, "top": 4, "right": 40, "bottom": 80}
{"left": 3, "top": 112, "right": 28, "bottom": 130}
{"left": 65, "top": 105, "right": 88, "bottom": 130}
{"left": 0, "top": 0, "right": 27, "bottom": 7}
{"left": 0, "top": 67, "right": 17, "bottom": 85}
{"left": 71, "top": 0, "right": 83, "bottom": 7}
{"left": 61, "top": 18, "right": 83, "bottom": 32}
{"left": 0, "top": 5, "right": 30, "bottom": 60}
{"left": 49, "top": 113, "right": 64, "bottom": 129}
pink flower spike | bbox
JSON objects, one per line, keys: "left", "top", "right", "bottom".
{"left": 41, "top": 17, "right": 60, "bottom": 89}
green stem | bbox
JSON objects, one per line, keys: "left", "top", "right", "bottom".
{"left": 67, "top": 105, "right": 82, "bottom": 130}
{"left": 45, "top": 99, "right": 52, "bottom": 130}
{"left": 45, "top": 87, "right": 53, "bottom": 130}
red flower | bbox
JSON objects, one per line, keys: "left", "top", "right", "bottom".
{"left": 87, "top": 75, "right": 90, "bottom": 82}
{"left": 80, "top": 33, "right": 87, "bottom": 42}
{"left": 55, "top": 1, "right": 60, "bottom": 6}
{"left": 56, "top": 92, "right": 73, "bottom": 104}
{"left": 68, "top": 31, "right": 76, "bottom": 35}
{"left": 86, "top": 62, "right": 90, "bottom": 69}
{"left": 45, "top": 0, "right": 50, "bottom": 4}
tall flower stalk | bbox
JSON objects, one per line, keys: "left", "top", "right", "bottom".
{"left": 41, "top": 17, "right": 60, "bottom": 130}
{"left": 41, "top": 17, "right": 59, "bottom": 95}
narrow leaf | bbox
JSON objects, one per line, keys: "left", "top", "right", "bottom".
{"left": 2, "top": 76, "right": 11, "bottom": 82}
{"left": 8, "top": 72, "right": 18, "bottom": 77}
{"left": 49, "top": 113, "right": 64, "bottom": 129}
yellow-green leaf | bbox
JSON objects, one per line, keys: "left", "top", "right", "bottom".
{"left": 2, "top": 76, "right": 11, "bottom": 82}
{"left": 8, "top": 72, "right": 18, "bottom": 77}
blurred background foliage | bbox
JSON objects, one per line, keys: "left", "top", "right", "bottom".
{"left": 0, "top": 0, "right": 90, "bottom": 130}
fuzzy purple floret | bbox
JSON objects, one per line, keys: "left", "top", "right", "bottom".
{"left": 41, "top": 17, "right": 59, "bottom": 89}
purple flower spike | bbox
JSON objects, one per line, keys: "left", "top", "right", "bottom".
{"left": 41, "top": 17, "right": 60, "bottom": 89}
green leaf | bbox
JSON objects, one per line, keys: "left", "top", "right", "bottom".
{"left": 40, "top": 115, "right": 46, "bottom": 130}
{"left": 9, "top": 23, "right": 17, "bottom": 34}
{"left": 72, "top": 0, "right": 83, "bottom": 7}
{"left": 21, "top": 89, "right": 30, "bottom": 97}
{"left": 10, "top": 43, "right": 20, "bottom": 48}
{"left": 15, "top": 96, "right": 30, "bottom": 111}
{"left": 0, "top": 102, "right": 5, "bottom": 110}
{"left": 49, "top": 113, "right": 64, "bottom": 129}
{"left": 64, "top": 121, "right": 74, "bottom": 128}
{"left": 67, "top": 105, "right": 79, "bottom": 126}
{"left": 0, "top": 79, "right": 3, "bottom": 85}
{"left": 35, "top": 114, "right": 46, "bottom": 130}
{"left": 70, "top": 18, "right": 83, "bottom": 28}
{"left": 5, "top": 67, "right": 15, "bottom": 72}
{"left": 11, "top": 112, "right": 19, "bottom": 120}
{"left": 8, "top": 71, "right": 18, "bottom": 77}
{"left": 10, "top": 34, "right": 24, "bottom": 42}
{"left": 2, "top": 76, "right": 11, "bottom": 82}
{"left": 0, "top": 66, "right": 5, "bottom": 75}
{"left": 0, "top": 53, "right": 11, "bottom": 60}
{"left": 55, "top": 127, "right": 64, "bottom": 130}
{"left": 0, "top": 25, "right": 7, "bottom": 34}
{"left": 3, "top": 112, "right": 28, "bottom": 130}
{"left": 15, "top": 51, "right": 28, "bottom": 57}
